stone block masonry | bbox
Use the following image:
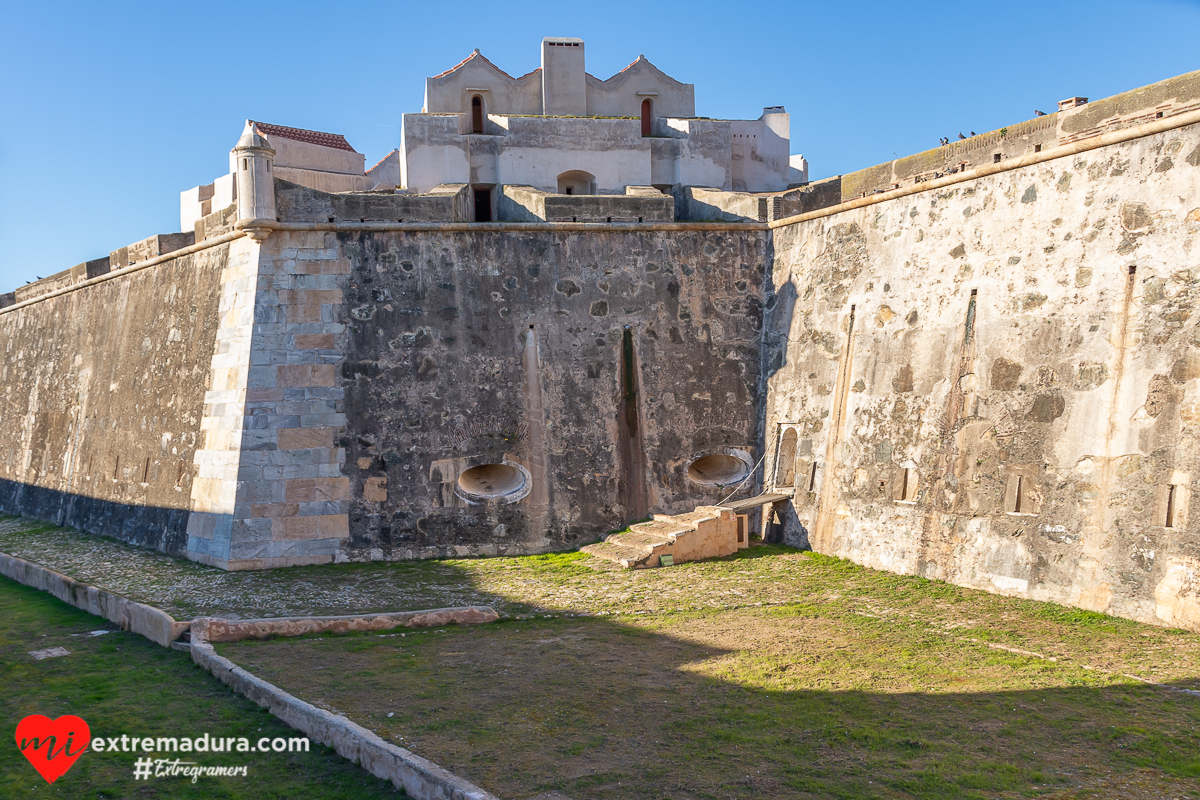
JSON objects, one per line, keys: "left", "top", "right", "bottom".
{"left": 188, "top": 232, "right": 352, "bottom": 569}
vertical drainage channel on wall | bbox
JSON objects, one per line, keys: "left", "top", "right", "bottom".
{"left": 522, "top": 326, "right": 549, "bottom": 542}
{"left": 918, "top": 288, "right": 979, "bottom": 579}
{"left": 812, "top": 304, "right": 856, "bottom": 551}
{"left": 617, "top": 326, "right": 649, "bottom": 522}
{"left": 1087, "top": 264, "right": 1139, "bottom": 559}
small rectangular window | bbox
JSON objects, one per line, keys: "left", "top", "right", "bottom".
{"left": 993, "top": 153, "right": 1002, "bottom": 163}
{"left": 894, "top": 467, "right": 918, "bottom": 503}
{"left": 1005, "top": 468, "right": 1041, "bottom": 515}
{"left": 1034, "top": 144, "right": 1042, "bottom": 153}
{"left": 1157, "top": 484, "right": 1188, "bottom": 528}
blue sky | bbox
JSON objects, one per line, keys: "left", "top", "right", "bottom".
{"left": 1, "top": 0, "right": 1197, "bottom": 289}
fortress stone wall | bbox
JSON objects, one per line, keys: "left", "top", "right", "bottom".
{"left": 0, "top": 242, "right": 232, "bottom": 552}
{"left": 1, "top": 70, "right": 1198, "bottom": 631}
{"left": 762, "top": 120, "right": 1200, "bottom": 630}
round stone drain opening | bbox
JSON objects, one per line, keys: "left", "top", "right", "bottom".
{"left": 457, "top": 463, "right": 526, "bottom": 499}
{"left": 687, "top": 453, "right": 750, "bottom": 486}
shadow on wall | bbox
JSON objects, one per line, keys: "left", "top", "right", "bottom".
{"left": 763, "top": 278, "right": 798, "bottom": 381}
{"left": 759, "top": 273, "right": 806, "bottom": 548}
{"left": 0, "top": 479, "right": 191, "bottom": 556}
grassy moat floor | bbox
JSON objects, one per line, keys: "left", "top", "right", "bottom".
{"left": 0, "top": 575, "right": 401, "bottom": 798}
{"left": 3, "top": 516, "right": 1200, "bottom": 798}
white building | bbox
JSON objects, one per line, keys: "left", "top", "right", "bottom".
{"left": 402, "top": 37, "right": 792, "bottom": 204}
{"left": 181, "top": 36, "right": 798, "bottom": 229}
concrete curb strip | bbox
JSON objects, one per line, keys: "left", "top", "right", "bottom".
{"left": 192, "top": 606, "right": 501, "bottom": 643}
{"left": 191, "top": 641, "right": 500, "bottom": 800}
{"left": 0, "top": 550, "right": 189, "bottom": 646}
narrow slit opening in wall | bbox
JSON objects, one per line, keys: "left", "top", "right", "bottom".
{"left": 1165, "top": 484, "right": 1177, "bottom": 528}
{"left": 808, "top": 462, "right": 818, "bottom": 492}
{"left": 964, "top": 290, "right": 978, "bottom": 345}
{"left": 142, "top": 457, "right": 150, "bottom": 483}
{"left": 113, "top": 456, "right": 119, "bottom": 481}
{"left": 176, "top": 461, "right": 186, "bottom": 486}
{"left": 1014, "top": 476, "right": 1025, "bottom": 514}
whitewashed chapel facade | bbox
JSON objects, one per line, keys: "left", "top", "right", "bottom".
{"left": 402, "top": 37, "right": 793, "bottom": 196}
{"left": 180, "top": 36, "right": 802, "bottom": 229}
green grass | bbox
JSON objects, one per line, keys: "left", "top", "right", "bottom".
{"left": 0, "top": 575, "right": 402, "bottom": 798}
{"left": 219, "top": 550, "right": 1200, "bottom": 800}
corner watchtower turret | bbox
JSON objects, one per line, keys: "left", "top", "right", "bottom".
{"left": 231, "top": 120, "right": 276, "bottom": 242}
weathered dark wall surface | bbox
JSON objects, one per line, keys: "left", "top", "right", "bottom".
{"left": 335, "top": 229, "right": 767, "bottom": 558}
{"left": 763, "top": 121, "right": 1200, "bottom": 630}
{"left": 0, "top": 246, "right": 228, "bottom": 552}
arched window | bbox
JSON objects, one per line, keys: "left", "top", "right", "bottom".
{"left": 774, "top": 428, "right": 797, "bottom": 487}
{"left": 471, "top": 95, "right": 484, "bottom": 134}
{"left": 641, "top": 98, "right": 652, "bottom": 137}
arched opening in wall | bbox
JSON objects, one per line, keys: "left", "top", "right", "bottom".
{"left": 774, "top": 428, "right": 797, "bottom": 487}
{"left": 557, "top": 170, "right": 595, "bottom": 195}
{"left": 457, "top": 463, "right": 527, "bottom": 501}
{"left": 471, "top": 95, "right": 484, "bottom": 134}
{"left": 641, "top": 98, "right": 653, "bottom": 137}
{"left": 687, "top": 452, "right": 751, "bottom": 487}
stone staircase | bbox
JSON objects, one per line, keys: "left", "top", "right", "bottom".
{"left": 581, "top": 506, "right": 743, "bottom": 569}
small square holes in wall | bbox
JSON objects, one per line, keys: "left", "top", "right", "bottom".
{"left": 993, "top": 153, "right": 1002, "bottom": 163}
{"left": 1034, "top": 144, "right": 1042, "bottom": 153}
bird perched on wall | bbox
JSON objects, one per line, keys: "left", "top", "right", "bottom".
{"left": 958, "top": 133, "right": 966, "bottom": 140}
{"left": 1035, "top": 109, "right": 1047, "bottom": 116}
{"left": 970, "top": 131, "right": 977, "bottom": 136}
{"left": 939, "top": 137, "right": 949, "bottom": 146}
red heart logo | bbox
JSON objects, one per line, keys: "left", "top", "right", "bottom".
{"left": 15, "top": 715, "right": 90, "bottom": 784}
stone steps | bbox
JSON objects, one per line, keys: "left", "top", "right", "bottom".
{"left": 581, "top": 506, "right": 741, "bottom": 569}
{"left": 579, "top": 539, "right": 656, "bottom": 569}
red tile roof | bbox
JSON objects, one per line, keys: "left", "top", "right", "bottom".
{"left": 367, "top": 149, "right": 398, "bottom": 172}
{"left": 250, "top": 121, "right": 357, "bottom": 153}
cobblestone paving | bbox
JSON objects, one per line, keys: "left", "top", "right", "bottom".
{"left": 3, "top": 516, "right": 1200, "bottom": 687}
{"left": 0, "top": 516, "right": 811, "bottom": 620}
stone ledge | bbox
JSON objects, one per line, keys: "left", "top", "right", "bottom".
{"left": 0, "top": 550, "right": 189, "bottom": 646}
{"left": 191, "top": 641, "right": 500, "bottom": 800}
{"left": 192, "top": 606, "right": 500, "bottom": 643}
